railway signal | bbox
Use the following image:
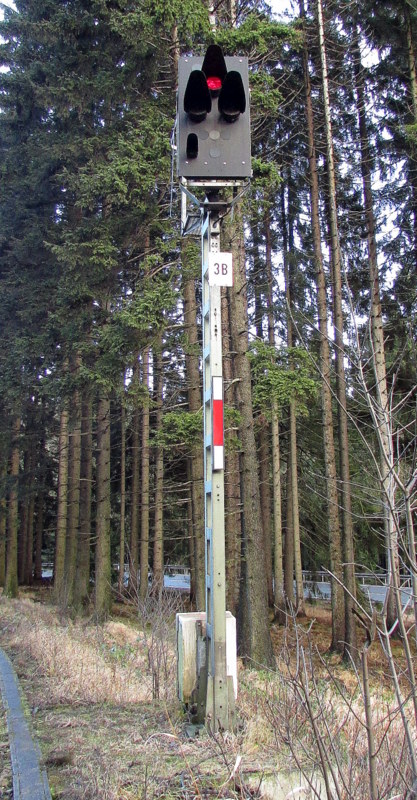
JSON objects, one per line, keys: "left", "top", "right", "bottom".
{"left": 176, "top": 46, "right": 250, "bottom": 736}
{"left": 177, "top": 44, "right": 251, "bottom": 180}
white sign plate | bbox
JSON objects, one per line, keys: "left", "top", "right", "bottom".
{"left": 208, "top": 252, "right": 233, "bottom": 287}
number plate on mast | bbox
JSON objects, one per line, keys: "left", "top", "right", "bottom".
{"left": 208, "top": 252, "right": 233, "bottom": 286}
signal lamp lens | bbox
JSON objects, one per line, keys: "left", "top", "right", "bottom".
{"left": 186, "top": 133, "right": 198, "bottom": 159}
{"left": 206, "top": 76, "right": 222, "bottom": 91}
{"left": 184, "top": 70, "right": 212, "bottom": 122}
{"left": 218, "top": 70, "right": 246, "bottom": 123}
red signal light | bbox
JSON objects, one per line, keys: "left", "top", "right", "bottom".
{"left": 206, "top": 76, "right": 222, "bottom": 91}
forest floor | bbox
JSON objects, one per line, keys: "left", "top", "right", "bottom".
{"left": 0, "top": 588, "right": 415, "bottom": 800}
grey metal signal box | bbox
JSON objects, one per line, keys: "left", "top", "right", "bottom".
{"left": 177, "top": 55, "right": 251, "bottom": 180}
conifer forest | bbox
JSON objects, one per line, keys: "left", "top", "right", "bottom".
{"left": 0, "top": 0, "right": 416, "bottom": 669}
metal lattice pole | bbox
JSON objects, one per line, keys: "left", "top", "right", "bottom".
{"left": 202, "top": 210, "right": 229, "bottom": 732}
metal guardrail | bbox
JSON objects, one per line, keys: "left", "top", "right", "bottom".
{"left": 41, "top": 563, "right": 192, "bottom": 578}
{"left": 41, "top": 564, "right": 414, "bottom": 592}
{"left": 302, "top": 570, "right": 414, "bottom": 588}
{"left": 164, "top": 564, "right": 191, "bottom": 577}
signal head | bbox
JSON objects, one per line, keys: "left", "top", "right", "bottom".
{"left": 177, "top": 47, "right": 251, "bottom": 180}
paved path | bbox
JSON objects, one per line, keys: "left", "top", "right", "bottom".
{"left": 0, "top": 647, "right": 51, "bottom": 800}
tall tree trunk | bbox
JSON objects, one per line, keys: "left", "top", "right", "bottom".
{"left": 301, "top": 0, "right": 344, "bottom": 651}
{"left": 282, "top": 177, "right": 305, "bottom": 615}
{"left": 280, "top": 187, "right": 295, "bottom": 609}
{"left": 289, "top": 402, "right": 304, "bottom": 613}
{"left": 272, "top": 401, "right": 285, "bottom": 620}
{"left": 95, "top": 394, "right": 112, "bottom": 619}
{"left": 352, "top": 22, "right": 399, "bottom": 630}
{"left": 253, "top": 235, "right": 274, "bottom": 606}
{"left": 182, "top": 252, "right": 205, "bottom": 610}
{"left": 19, "top": 441, "right": 32, "bottom": 583}
{"left": 34, "top": 490, "right": 44, "bottom": 582}
{"left": 405, "top": 2, "right": 417, "bottom": 271}
{"left": 229, "top": 209, "right": 275, "bottom": 667}
{"left": 65, "top": 364, "right": 82, "bottom": 605}
{"left": 74, "top": 391, "right": 93, "bottom": 606}
{"left": 34, "top": 421, "right": 46, "bottom": 582}
{"left": 129, "top": 361, "right": 140, "bottom": 592}
{"left": 139, "top": 347, "right": 151, "bottom": 601}
{"left": 265, "top": 203, "right": 285, "bottom": 621}
{"left": 284, "top": 455, "right": 295, "bottom": 605}
{"left": 4, "top": 415, "right": 21, "bottom": 598}
{"left": 223, "top": 289, "right": 241, "bottom": 615}
{"left": 255, "top": 333, "right": 274, "bottom": 604}
{"left": 0, "top": 460, "right": 6, "bottom": 586}
{"left": 317, "top": 0, "right": 356, "bottom": 657}
{"left": 24, "top": 490, "right": 35, "bottom": 585}
{"left": 153, "top": 346, "right": 164, "bottom": 591}
{"left": 186, "top": 461, "right": 196, "bottom": 598}
{"left": 118, "top": 390, "right": 126, "bottom": 595}
{"left": 24, "top": 407, "right": 40, "bottom": 585}
{"left": 53, "top": 402, "right": 69, "bottom": 602}
{"left": 258, "top": 420, "right": 274, "bottom": 605}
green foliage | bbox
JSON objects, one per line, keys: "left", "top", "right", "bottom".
{"left": 215, "top": 15, "right": 292, "bottom": 57}
{"left": 224, "top": 406, "right": 242, "bottom": 452}
{"left": 250, "top": 70, "right": 282, "bottom": 117}
{"left": 249, "top": 341, "right": 318, "bottom": 417}
{"left": 116, "top": 277, "right": 176, "bottom": 336}
{"left": 250, "top": 158, "right": 282, "bottom": 204}
{"left": 404, "top": 122, "right": 417, "bottom": 147}
{"left": 144, "top": 0, "right": 210, "bottom": 42}
{"left": 63, "top": 116, "right": 171, "bottom": 214}
{"left": 224, "top": 406, "right": 241, "bottom": 430}
{"left": 155, "top": 405, "right": 241, "bottom": 453}
{"left": 181, "top": 238, "right": 200, "bottom": 281}
{"left": 155, "top": 409, "right": 203, "bottom": 450}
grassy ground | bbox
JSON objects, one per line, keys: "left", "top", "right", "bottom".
{"left": 0, "top": 590, "right": 268, "bottom": 800}
{"left": 0, "top": 698, "right": 12, "bottom": 799}
{"left": 0, "top": 590, "right": 415, "bottom": 800}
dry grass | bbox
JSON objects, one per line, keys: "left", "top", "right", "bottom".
{"left": 0, "top": 593, "right": 257, "bottom": 800}
{"left": 0, "top": 699, "right": 12, "bottom": 799}
{"left": 238, "top": 616, "right": 417, "bottom": 800}
{"left": 0, "top": 597, "right": 151, "bottom": 705}
{"left": 0, "top": 593, "right": 416, "bottom": 800}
